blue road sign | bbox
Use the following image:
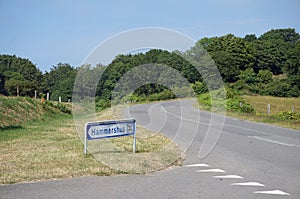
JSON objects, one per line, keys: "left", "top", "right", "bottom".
{"left": 84, "top": 119, "right": 136, "bottom": 154}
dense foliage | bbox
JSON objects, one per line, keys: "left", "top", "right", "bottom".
{"left": 0, "top": 55, "right": 42, "bottom": 96}
{"left": 199, "top": 28, "right": 300, "bottom": 97}
{"left": 1, "top": 28, "right": 299, "bottom": 106}
{"left": 42, "top": 63, "right": 77, "bottom": 101}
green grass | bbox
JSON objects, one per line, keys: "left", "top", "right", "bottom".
{"left": 223, "top": 95, "right": 300, "bottom": 130}
{"left": 0, "top": 113, "right": 116, "bottom": 184}
{"left": 242, "top": 95, "right": 300, "bottom": 115}
{"left": 198, "top": 94, "right": 300, "bottom": 130}
{"left": 87, "top": 106, "right": 183, "bottom": 174}
{"left": 0, "top": 97, "right": 43, "bottom": 129}
{"left": 0, "top": 97, "right": 183, "bottom": 184}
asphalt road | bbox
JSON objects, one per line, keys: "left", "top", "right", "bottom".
{"left": 1, "top": 99, "right": 300, "bottom": 198}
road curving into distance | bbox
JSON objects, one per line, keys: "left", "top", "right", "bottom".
{"left": 1, "top": 99, "right": 300, "bottom": 198}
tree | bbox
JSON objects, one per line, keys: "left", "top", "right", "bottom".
{"left": 42, "top": 63, "right": 77, "bottom": 101}
{"left": 238, "top": 68, "right": 257, "bottom": 84}
{"left": 254, "top": 28, "right": 300, "bottom": 75}
{"left": 0, "top": 55, "right": 42, "bottom": 96}
{"left": 285, "top": 41, "right": 300, "bottom": 96}
{"left": 259, "top": 28, "right": 300, "bottom": 43}
{"left": 96, "top": 49, "right": 202, "bottom": 101}
{"left": 257, "top": 70, "right": 273, "bottom": 84}
{"left": 199, "top": 34, "right": 255, "bottom": 82}
{"left": 244, "top": 34, "right": 257, "bottom": 42}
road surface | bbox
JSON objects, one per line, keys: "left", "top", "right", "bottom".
{"left": 1, "top": 99, "right": 300, "bottom": 198}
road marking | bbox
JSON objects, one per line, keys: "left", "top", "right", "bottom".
{"left": 248, "top": 136, "right": 294, "bottom": 147}
{"left": 184, "top": 163, "right": 210, "bottom": 167}
{"left": 213, "top": 175, "right": 244, "bottom": 179}
{"left": 254, "top": 190, "right": 290, "bottom": 196}
{"left": 231, "top": 182, "right": 265, "bottom": 187}
{"left": 196, "top": 169, "right": 225, "bottom": 173}
{"left": 160, "top": 106, "right": 209, "bottom": 127}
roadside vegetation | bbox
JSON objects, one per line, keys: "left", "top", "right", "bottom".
{"left": 241, "top": 95, "right": 300, "bottom": 129}
{"left": 1, "top": 28, "right": 299, "bottom": 106}
{"left": 197, "top": 90, "right": 300, "bottom": 129}
{"left": 0, "top": 97, "right": 182, "bottom": 184}
{"left": 1, "top": 27, "right": 300, "bottom": 183}
{"left": 0, "top": 97, "right": 111, "bottom": 184}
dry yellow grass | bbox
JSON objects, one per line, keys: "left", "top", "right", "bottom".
{"left": 243, "top": 95, "right": 300, "bottom": 115}
{"left": 0, "top": 102, "right": 183, "bottom": 184}
{"left": 236, "top": 95, "right": 300, "bottom": 130}
{"left": 0, "top": 116, "right": 114, "bottom": 184}
{"left": 88, "top": 106, "right": 183, "bottom": 174}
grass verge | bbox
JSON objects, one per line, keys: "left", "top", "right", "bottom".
{"left": 240, "top": 95, "right": 300, "bottom": 130}
{"left": 0, "top": 114, "right": 115, "bottom": 184}
{"left": 88, "top": 106, "right": 183, "bottom": 174}
{"left": 0, "top": 98, "right": 183, "bottom": 184}
{"left": 197, "top": 94, "right": 300, "bottom": 130}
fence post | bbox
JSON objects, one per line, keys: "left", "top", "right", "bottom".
{"left": 59, "top": 96, "right": 61, "bottom": 103}
{"left": 292, "top": 106, "right": 295, "bottom": 112}
{"left": 46, "top": 92, "right": 50, "bottom": 101}
{"left": 34, "top": 90, "right": 37, "bottom": 99}
{"left": 17, "top": 86, "right": 19, "bottom": 97}
{"left": 267, "top": 104, "right": 271, "bottom": 116}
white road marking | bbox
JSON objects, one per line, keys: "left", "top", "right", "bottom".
{"left": 184, "top": 163, "right": 210, "bottom": 167}
{"left": 154, "top": 102, "right": 299, "bottom": 140}
{"left": 213, "top": 175, "right": 244, "bottom": 179}
{"left": 196, "top": 169, "right": 225, "bottom": 173}
{"left": 254, "top": 190, "right": 290, "bottom": 196}
{"left": 248, "top": 136, "right": 294, "bottom": 147}
{"left": 160, "top": 106, "right": 209, "bottom": 127}
{"left": 231, "top": 182, "right": 265, "bottom": 187}
{"left": 162, "top": 107, "right": 300, "bottom": 148}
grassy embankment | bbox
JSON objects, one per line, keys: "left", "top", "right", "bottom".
{"left": 198, "top": 93, "right": 300, "bottom": 130}
{"left": 241, "top": 95, "right": 300, "bottom": 130}
{"left": 0, "top": 97, "right": 182, "bottom": 184}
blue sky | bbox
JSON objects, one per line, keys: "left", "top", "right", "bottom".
{"left": 0, "top": 0, "right": 299, "bottom": 72}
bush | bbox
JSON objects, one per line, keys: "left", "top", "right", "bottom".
{"left": 198, "top": 87, "right": 254, "bottom": 113}
{"left": 96, "top": 99, "right": 111, "bottom": 111}
{"left": 273, "top": 111, "right": 300, "bottom": 121}
{"left": 191, "top": 81, "right": 208, "bottom": 95}
{"left": 238, "top": 68, "right": 257, "bottom": 84}
{"left": 173, "top": 86, "right": 194, "bottom": 98}
{"left": 227, "top": 98, "right": 254, "bottom": 113}
{"left": 55, "top": 103, "right": 71, "bottom": 114}
{"left": 198, "top": 92, "right": 212, "bottom": 107}
{"left": 42, "top": 100, "right": 71, "bottom": 114}
{"left": 263, "top": 80, "right": 295, "bottom": 97}
{"left": 148, "top": 90, "right": 175, "bottom": 101}
{"left": 257, "top": 70, "right": 273, "bottom": 84}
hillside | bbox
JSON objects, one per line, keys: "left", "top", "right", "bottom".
{"left": 0, "top": 97, "right": 70, "bottom": 130}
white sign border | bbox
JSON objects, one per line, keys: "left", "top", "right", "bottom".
{"left": 84, "top": 119, "right": 136, "bottom": 155}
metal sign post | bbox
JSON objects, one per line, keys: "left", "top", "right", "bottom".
{"left": 84, "top": 119, "right": 136, "bottom": 155}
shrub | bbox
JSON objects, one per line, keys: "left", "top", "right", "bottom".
{"left": 42, "top": 100, "right": 71, "bottom": 114}
{"left": 96, "top": 99, "right": 111, "bottom": 111}
{"left": 257, "top": 70, "right": 273, "bottom": 84}
{"left": 273, "top": 111, "right": 300, "bottom": 121}
{"left": 238, "top": 68, "right": 257, "bottom": 84}
{"left": 55, "top": 103, "right": 71, "bottom": 114}
{"left": 148, "top": 90, "right": 175, "bottom": 101}
{"left": 227, "top": 98, "right": 254, "bottom": 113}
{"left": 198, "top": 87, "right": 254, "bottom": 113}
{"left": 191, "top": 81, "right": 208, "bottom": 95}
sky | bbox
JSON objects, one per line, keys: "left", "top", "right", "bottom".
{"left": 0, "top": 0, "right": 299, "bottom": 72}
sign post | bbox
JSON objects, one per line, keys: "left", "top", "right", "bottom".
{"left": 84, "top": 119, "right": 136, "bottom": 155}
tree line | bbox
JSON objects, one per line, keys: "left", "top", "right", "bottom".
{"left": 0, "top": 28, "right": 299, "bottom": 105}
